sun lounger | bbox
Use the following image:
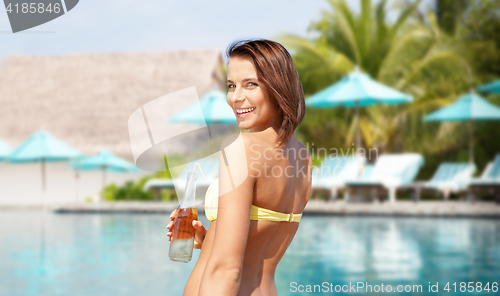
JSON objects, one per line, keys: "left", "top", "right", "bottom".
{"left": 345, "top": 153, "right": 424, "bottom": 203}
{"left": 343, "top": 164, "right": 374, "bottom": 202}
{"left": 468, "top": 154, "right": 500, "bottom": 203}
{"left": 311, "top": 156, "right": 366, "bottom": 201}
{"left": 418, "top": 162, "right": 476, "bottom": 200}
{"left": 359, "top": 164, "right": 374, "bottom": 180}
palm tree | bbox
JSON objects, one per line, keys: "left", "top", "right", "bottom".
{"left": 281, "top": 0, "right": 473, "bottom": 156}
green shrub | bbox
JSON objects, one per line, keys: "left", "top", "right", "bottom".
{"left": 101, "top": 153, "right": 184, "bottom": 201}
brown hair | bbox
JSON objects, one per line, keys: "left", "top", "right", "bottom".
{"left": 226, "top": 39, "right": 305, "bottom": 148}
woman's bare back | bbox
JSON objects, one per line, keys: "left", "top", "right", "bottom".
{"left": 184, "top": 132, "right": 312, "bottom": 296}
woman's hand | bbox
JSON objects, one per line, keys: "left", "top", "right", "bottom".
{"left": 166, "top": 209, "right": 207, "bottom": 249}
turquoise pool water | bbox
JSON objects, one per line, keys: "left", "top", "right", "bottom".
{"left": 0, "top": 210, "right": 499, "bottom": 295}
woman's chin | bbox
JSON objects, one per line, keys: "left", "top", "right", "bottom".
{"left": 237, "top": 122, "right": 252, "bottom": 130}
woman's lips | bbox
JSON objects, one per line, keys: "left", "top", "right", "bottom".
{"left": 236, "top": 108, "right": 255, "bottom": 119}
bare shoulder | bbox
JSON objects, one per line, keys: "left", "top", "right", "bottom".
{"left": 221, "top": 132, "right": 259, "bottom": 156}
{"left": 220, "top": 133, "right": 251, "bottom": 161}
{"left": 219, "top": 133, "right": 259, "bottom": 181}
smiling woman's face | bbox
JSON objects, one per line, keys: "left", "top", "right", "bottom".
{"left": 226, "top": 55, "right": 280, "bottom": 132}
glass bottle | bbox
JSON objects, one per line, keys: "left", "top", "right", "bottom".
{"left": 169, "top": 172, "right": 198, "bottom": 263}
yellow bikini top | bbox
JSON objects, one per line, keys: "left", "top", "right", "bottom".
{"left": 205, "top": 178, "right": 302, "bottom": 223}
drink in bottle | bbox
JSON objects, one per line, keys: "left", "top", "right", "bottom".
{"left": 169, "top": 172, "right": 198, "bottom": 262}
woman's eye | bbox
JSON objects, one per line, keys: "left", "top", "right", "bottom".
{"left": 227, "top": 82, "right": 256, "bottom": 89}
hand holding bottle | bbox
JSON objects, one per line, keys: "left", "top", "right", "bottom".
{"left": 167, "top": 209, "right": 207, "bottom": 249}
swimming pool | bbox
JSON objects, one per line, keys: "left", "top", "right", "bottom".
{"left": 0, "top": 210, "right": 498, "bottom": 295}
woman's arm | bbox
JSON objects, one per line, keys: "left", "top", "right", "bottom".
{"left": 198, "top": 134, "right": 255, "bottom": 296}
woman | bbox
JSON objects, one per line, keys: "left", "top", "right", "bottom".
{"left": 167, "top": 39, "right": 312, "bottom": 296}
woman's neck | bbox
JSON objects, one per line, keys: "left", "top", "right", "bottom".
{"left": 249, "top": 120, "right": 280, "bottom": 134}
{"left": 249, "top": 125, "right": 278, "bottom": 137}
{"left": 248, "top": 125, "right": 295, "bottom": 149}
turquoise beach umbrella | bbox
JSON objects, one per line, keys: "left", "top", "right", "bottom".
{"left": 305, "top": 68, "right": 412, "bottom": 147}
{"left": 168, "top": 89, "right": 235, "bottom": 153}
{"left": 8, "top": 129, "right": 83, "bottom": 192}
{"left": 168, "top": 90, "right": 236, "bottom": 125}
{"left": 8, "top": 130, "right": 82, "bottom": 262}
{"left": 424, "top": 92, "right": 500, "bottom": 121}
{"left": 0, "top": 138, "right": 11, "bottom": 161}
{"left": 477, "top": 80, "right": 500, "bottom": 94}
{"left": 68, "top": 149, "right": 141, "bottom": 193}
{"left": 424, "top": 91, "right": 500, "bottom": 163}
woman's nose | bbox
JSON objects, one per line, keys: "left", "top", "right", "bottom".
{"left": 232, "top": 87, "right": 245, "bottom": 104}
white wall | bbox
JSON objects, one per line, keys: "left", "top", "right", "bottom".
{"left": 0, "top": 162, "right": 150, "bottom": 205}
